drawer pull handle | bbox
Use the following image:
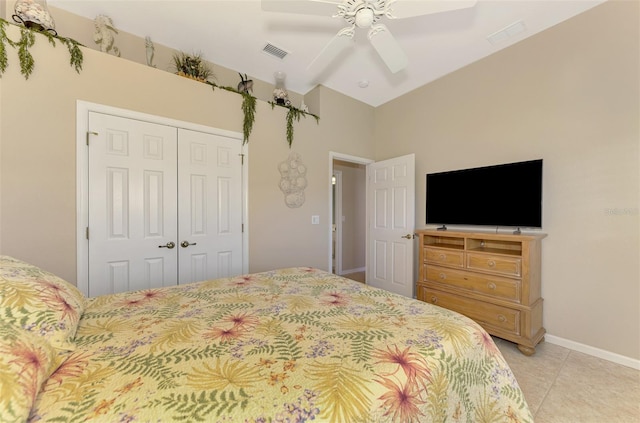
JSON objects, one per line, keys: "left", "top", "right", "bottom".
{"left": 487, "top": 260, "right": 496, "bottom": 267}
{"left": 487, "top": 282, "right": 496, "bottom": 290}
{"left": 497, "top": 314, "right": 507, "bottom": 322}
{"left": 430, "top": 296, "right": 438, "bottom": 304}
{"left": 439, "top": 273, "right": 446, "bottom": 280}
{"left": 439, "top": 253, "right": 446, "bottom": 260}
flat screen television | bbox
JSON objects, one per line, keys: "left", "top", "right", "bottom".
{"left": 426, "top": 159, "right": 543, "bottom": 229}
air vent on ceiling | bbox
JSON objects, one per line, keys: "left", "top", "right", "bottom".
{"left": 262, "top": 43, "right": 289, "bottom": 60}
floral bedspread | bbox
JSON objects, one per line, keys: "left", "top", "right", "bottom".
{"left": 31, "top": 268, "right": 532, "bottom": 422}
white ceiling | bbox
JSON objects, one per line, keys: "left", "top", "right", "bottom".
{"left": 47, "top": 0, "right": 604, "bottom": 107}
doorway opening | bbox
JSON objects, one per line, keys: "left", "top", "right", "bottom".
{"left": 329, "top": 152, "right": 372, "bottom": 284}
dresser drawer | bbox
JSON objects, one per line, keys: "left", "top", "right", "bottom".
{"left": 466, "top": 253, "right": 522, "bottom": 277}
{"left": 424, "top": 265, "right": 521, "bottom": 303}
{"left": 424, "top": 247, "right": 464, "bottom": 268}
{"left": 422, "top": 288, "right": 521, "bottom": 335}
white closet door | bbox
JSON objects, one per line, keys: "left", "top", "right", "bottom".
{"left": 177, "top": 129, "right": 244, "bottom": 284}
{"left": 88, "top": 112, "right": 178, "bottom": 297}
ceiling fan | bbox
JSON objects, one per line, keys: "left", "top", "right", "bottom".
{"left": 262, "top": 0, "right": 478, "bottom": 74}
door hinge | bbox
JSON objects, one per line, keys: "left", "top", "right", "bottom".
{"left": 241, "top": 223, "right": 244, "bottom": 233}
{"left": 239, "top": 153, "right": 245, "bottom": 165}
{"left": 86, "top": 227, "right": 89, "bottom": 240}
{"left": 86, "top": 131, "right": 98, "bottom": 145}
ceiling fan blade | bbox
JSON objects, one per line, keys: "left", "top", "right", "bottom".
{"left": 261, "top": 0, "right": 341, "bottom": 16}
{"left": 386, "top": 0, "right": 477, "bottom": 19}
{"left": 307, "top": 28, "right": 355, "bottom": 74}
{"left": 368, "top": 25, "right": 408, "bottom": 74}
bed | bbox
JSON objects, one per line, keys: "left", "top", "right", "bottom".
{"left": 0, "top": 255, "right": 533, "bottom": 422}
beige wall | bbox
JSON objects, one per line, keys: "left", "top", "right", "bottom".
{"left": 374, "top": 0, "right": 639, "bottom": 360}
{"left": 248, "top": 87, "right": 375, "bottom": 271}
{"left": 0, "top": 21, "right": 374, "bottom": 282}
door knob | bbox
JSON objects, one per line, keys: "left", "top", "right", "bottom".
{"left": 159, "top": 242, "right": 175, "bottom": 249}
{"left": 181, "top": 241, "right": 197, "bottom": 248}
{"left": 401, "top": 234, "right": 414, "bottom": 239}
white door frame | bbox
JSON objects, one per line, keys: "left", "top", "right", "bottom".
{"left": 328, "top": 152, "right": 374, "bottom": 277}
{"left": 76, "top": 100, "right": 249, "bottom": 296}
{"left": 333, "top": 170, "right": 343, "bottom": 275}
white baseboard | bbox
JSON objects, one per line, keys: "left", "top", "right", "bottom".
{"left": 545, "top": 334, "right": 640, "bottom": 370}
{"left": 340, "top": 267, "right": 365, "bottom": 275}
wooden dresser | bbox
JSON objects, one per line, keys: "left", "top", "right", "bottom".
{"left": 416, "top": 229, "right": 546, "bottom": 355}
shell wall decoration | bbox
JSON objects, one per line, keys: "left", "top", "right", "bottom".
{"left": 278, "top": 152, "right": 307, "bottom": 208}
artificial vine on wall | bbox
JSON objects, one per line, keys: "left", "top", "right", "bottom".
{"left": 240, "top": 92, "right": 257, "bottom": 145}
{"left": 270, "top": 102, "right": 320, "bottom": 147}
{"left": 212, "top": 83, "right": 318, "bottom": 147}
{"left": 0, "top": 18, "right": 318, "bottom": 146}
{"left": 209, "top": 84, "right": 258, "bottom": 145}
{"left": 221, "top": 69, "right": 319, "bottom": 145}
{"left": 0, "top": 18, "right": 83, "bottom": 79}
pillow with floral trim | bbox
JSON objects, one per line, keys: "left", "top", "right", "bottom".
{"left": 0, "top": 256, "right": 86, "bottom": 351}
{"left": 0, "top": 323, "right": 61, "bottom": 423}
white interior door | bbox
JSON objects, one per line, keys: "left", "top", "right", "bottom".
{"left": 88, "top": 112, "right": 178, "bottom": 297}
{"left": 177, "top": 129, "right": 244, "bottom": 284}
{"left": 367, "top": 153, "right": 415, "bottom": 298}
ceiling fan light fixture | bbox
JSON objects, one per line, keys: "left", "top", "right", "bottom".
{"left": 355, "top": 8, "right": 374, "bottom": 28}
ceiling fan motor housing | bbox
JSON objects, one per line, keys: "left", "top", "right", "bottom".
{"left": 339, "top": 0, "right": 386, "bottom": 28}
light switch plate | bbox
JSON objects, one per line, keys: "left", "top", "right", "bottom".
{"left": 311, "top": 215, "right": 320, "bottom": 225}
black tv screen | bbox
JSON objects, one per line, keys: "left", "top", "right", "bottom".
{"left": 426, "top": 159, "right": 543, "bottom": 228}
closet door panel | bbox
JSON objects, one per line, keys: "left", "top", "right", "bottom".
{"left": 88, "top": 112, "right": 178, "bottom": 296}
{"left": 177, "top": 129, "right": 244, "bottom": 284}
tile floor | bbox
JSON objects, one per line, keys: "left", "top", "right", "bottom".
{"left": 494, "top": 337, "right": 640, "bottom": 422}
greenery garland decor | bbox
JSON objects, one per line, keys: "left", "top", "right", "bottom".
{"left": 270, "top": 102, "right": 320, "bottom": 148}
{"left": 197, "top": 74, "right": 318, "bottom": 147}
{"left": 42, "top": 30, "right": 83, "bottom": 74}
{"left": 0, "top": 18, "right": 83, "bottom": 79}
{"left": 14, "top": 24, "right": 34, "bottom": 78}
{"left": 240, "top": 92, "right": 257, "bottom": 145}
{"left": 208, "top": 83, "right": 257, "bottom": 145}
{"left": 0, "top": 18, "right": 317, "bottom": 147}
